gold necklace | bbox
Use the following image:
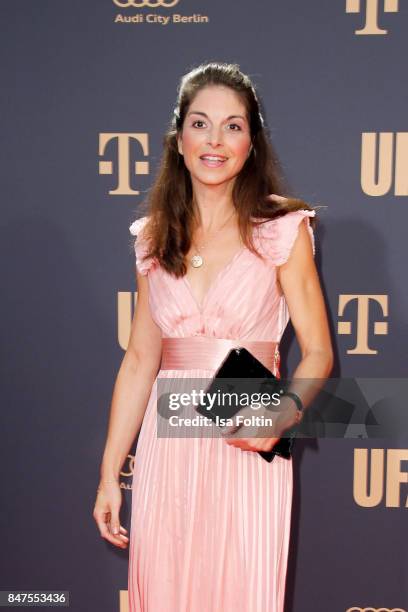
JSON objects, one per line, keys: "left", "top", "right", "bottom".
{"left": 190, "top": 210, "right": 236, "bottom": 268}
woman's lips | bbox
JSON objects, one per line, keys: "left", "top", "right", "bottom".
{"left": 200, "top": 156, "right": 228, "bottom": 168}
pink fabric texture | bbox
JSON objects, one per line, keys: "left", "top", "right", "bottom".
{"left": 127, "top": 209, "right": 316, "bottom": 611}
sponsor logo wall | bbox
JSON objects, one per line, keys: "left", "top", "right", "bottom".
{"left": 1, "top": 1, "right": 406, "bottom": 611}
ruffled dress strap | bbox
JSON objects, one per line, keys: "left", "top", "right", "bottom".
{"left": 254, "top": 209, "right": 316, "bottom": 266}
{"left": 129, "top": 215, "right": 157, "bottom": 276}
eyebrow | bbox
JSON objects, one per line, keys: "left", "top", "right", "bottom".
{"left": 186, "top": 111, "right": 246, "bottom": 121}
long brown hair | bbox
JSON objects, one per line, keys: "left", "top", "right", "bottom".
{"left": 130, "top": 61, "right": 320, "bottom": 277}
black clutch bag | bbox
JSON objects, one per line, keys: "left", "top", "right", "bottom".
{"left": 195, "top": 346, "right": 297, "bottom": 463}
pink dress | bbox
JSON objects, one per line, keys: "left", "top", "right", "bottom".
{"left": 127, "top": 209, "right": 316, "bottom": 612}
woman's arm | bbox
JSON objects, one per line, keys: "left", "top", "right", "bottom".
{"left": 225, "top": 217, "right": 334, "bottom": 453}
{"left": 99, "top": 270, "right": 162, "bottom": 482}
{"left": 275, "top": 217, "right": 334, "bottom": 427}
{"left": 277, "top": 217, "right": 333, "bottom": 376}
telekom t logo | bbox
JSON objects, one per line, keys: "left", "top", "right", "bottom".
{"left": 338, "top": 295, "right": 388, "bottom": 354}
{"left": 346, "top": 0, "right": 399, "bottom": 35}
{"left": 99, "top": 133, "right": 149, "bottom": 195}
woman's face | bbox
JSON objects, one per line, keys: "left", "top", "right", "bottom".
{"left": 177, "top": 85, "right": 252, "bottom": 188}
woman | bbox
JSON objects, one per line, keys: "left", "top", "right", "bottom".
{"left": 93, "top": 62, "right": 333, "bottom": 611}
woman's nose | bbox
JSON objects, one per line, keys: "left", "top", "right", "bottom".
{"left": 207, "top": 126, "right": 224, "bottom": 147}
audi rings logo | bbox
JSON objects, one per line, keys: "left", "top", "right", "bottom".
{"left": 113, "top": 0, "right": 180, "bottom": 7}
{"left": 346, "top": 608, "right": 406, "bottom": 612}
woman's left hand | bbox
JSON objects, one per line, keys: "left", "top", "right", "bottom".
{"left": 221, "top": 402, "right": 297, "bottom": 453}
{"left": 224, "top": 433, "right": 282, "bottom": 453}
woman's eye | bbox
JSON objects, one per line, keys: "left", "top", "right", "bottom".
{"left": 191, "top": 120, "right": 242, "bottom": 131}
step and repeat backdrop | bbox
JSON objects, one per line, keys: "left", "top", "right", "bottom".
{"left": 1, "top": 1, "right": 407, "bottom": 611}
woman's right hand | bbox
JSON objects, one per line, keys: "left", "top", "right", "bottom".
{"left": 93, "top": 481, "right": 129, "bottom": 549}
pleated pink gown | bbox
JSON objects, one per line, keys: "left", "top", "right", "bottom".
{"left": 127, "top": 209, "right": 316, "bottom": 612}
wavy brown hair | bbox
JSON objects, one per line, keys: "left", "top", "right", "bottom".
{"left": 130, "top": 61, "right": 320, "bottom": 277}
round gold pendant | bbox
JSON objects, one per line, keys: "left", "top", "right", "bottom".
{"left": 191, "top": 254, "right": 203, "bottom": 268}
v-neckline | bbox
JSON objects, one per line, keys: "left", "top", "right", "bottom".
{"left": 182, "top": 244, "right": 246, "bottom": 312}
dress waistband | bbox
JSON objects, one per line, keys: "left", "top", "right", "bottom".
{"left": 160, "top": 336, "right": 280, "bottom": 374}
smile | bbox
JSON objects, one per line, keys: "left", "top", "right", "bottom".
{"left": 200, "top": 155, "right": 228, "bottom": 168}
